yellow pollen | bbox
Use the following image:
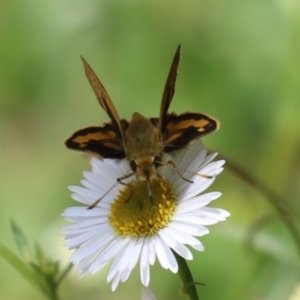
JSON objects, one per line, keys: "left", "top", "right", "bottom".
{"left": 109, "top": 178, "right": 177, "bottom": 237}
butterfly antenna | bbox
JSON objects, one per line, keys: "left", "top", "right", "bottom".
{"left": 166, "top": 160, "right": 194, "bottom": 183}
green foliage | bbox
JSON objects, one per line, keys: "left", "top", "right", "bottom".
{"left": 0, "top": 221, "right": 72, "bottom": 300}
{"left": 0, "top": 1, "right": 299, "bottom": 299}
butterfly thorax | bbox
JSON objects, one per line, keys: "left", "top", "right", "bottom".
{"left": 124, "top": 112, "right": 164, "bottom": 180}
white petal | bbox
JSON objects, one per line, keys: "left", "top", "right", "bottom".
{"left": 111, "top": 272, "right": 121, "bottom": 291}
{"left": 128, "top": 238, "right": 144, "bottom": 270}
{"left": 176, "top": 192, "right": 222, "bottom": 213}
{"left": 154, "top": 238, "right": 168, "bottom": 270}
{"left": 69, "top": 192, "right": 93, "bottom": 205}
{"left": 107, "top": 251, "right": 125, "bottom": 282}
{"left": 168, "top": 221, "right": 209, "bottom": 236}
{"left": 111, "top": 238, "right": 143, "bottom": 275}
{"left": 140, "top": 244, "right": 150, "bottom": 286}
{"left": 64, "top": 219, "right": 107, "bottom": 230}
{"left": 155, "top": 237, "right": 178, "bottom": 272}
{"left": 82, "top": 171, "right": 105, "bottom": 188}
{"left": 75, "top": 255, "right": 98, "bottom": 274}
{"left": 80, "top": 180, "right": 104, "bottom": 195}
{"left": 91, "top": 159, "right": 120, "bottom": 179}
{"left": 114, "top": 239, "right": 137, "bottom": 272}
{"left": 147, "top": 237, "right": 156, "bottom": 265}
{"left": 141, "top": 262, "right": 150, "bottom": 287}
{"left": 90, "top": 237, "right": 130, "bottom": 271}
{"left": 64, "top": 228, "right": 102, "bottom": 249}
{"left": 200, "top": 160, "right": 225, "bottom": 175}
{"left": 120, "top": 268, "right": 131, "bottom": 283}
{"left": 62, "top": 206, "right": 108, "bottom": 218}
{"left": 177, "top": 177, "right": 216, "bottom": 200}
{"left": 62, "top": 224, "right": 104, "bottom": 236}
{"left": 200, "top": 207, "right": 231, "bottom": 220}
{"left": 69, "top": 185, "right": 99, "bottom": 200}
{"left": 173, "top": 213, "right": 223, "bottom": 225}
{"left": 171, "top": 213, "right": 209, "bottom": 225}
{"left": 70, "top": 230, "right": 115, "bottom": 262}
{"left": 159, "top": 230, "right": 193, "bottom": 260}
{"left": 163, "top": 227, "right": 205, "bottom": 251}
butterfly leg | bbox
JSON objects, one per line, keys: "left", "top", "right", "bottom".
{"left": 117, "top": 172, "right": 144, "bottom": 204}
{"left": 117, "top": 172, "right": 135, "bottom": 185}
{"left": 182, "top": 169, "right": 213, "bottom": 179}
{"left": 196, "top": 173, "right": 213, "bottom": 179}
{"left": 87, "top": 172, "right": 135, "bottom": 209}
{"left": 125, "top": 180, "right": 140, "bottom": 203}
{"left": 166, "top": 160, "right": 194, "bottom": 183}
{"left": 88, "top": 182, "right": 118, "bottom": 209}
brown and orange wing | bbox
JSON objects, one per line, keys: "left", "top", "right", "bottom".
{"left": 158, "top": 44, "right": 181, "bottom": 138}
{"left": 162, "top": 112, "right": 220, "bottom": 152}
{"left": 80, "top": 56, "right": 125, "bottom": 142}
{"left": 65, "top": 122, "right": 125, "bottom": 159}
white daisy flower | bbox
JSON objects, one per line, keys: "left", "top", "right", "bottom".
{"left": 62, "top": 140, "right": 230, "bottom": 291}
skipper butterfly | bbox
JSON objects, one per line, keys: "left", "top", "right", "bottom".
{"left": 65, "top": 45, "right": 219, "bottom": 207}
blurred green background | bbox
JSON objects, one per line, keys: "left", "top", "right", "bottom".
{"left": 0, "top": 1, "right": 299, "bottom": 299}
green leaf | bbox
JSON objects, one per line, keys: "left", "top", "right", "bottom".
{"left": 0, "top": 240, "right": 43, "bottom": 293}
{"left": 10, "top": 220, "right": 32, "bottom": 262}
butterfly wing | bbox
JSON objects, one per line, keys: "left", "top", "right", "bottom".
{"left": 65, "top": 122, "right": 126, "bottom": 159}
{"left": 80, "top": 56, "right": 125, "bottom": 142}
{"left": 158, "top": 44, "right": 181, "bottom": 138}
{"left": 162, "top": 112, "right": 220, "bottom": 152}
{"left": 154, "top": 45, "right": 219, "bottom": 152}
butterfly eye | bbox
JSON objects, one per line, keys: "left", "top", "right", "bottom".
{"left": 130, "top": 160, "right": 137, "bottom": 171}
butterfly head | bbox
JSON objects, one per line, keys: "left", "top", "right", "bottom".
{"left": 129, "top": 155, "right": 162, "bottom": 181}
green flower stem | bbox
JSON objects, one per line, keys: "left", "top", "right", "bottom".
{"left": 0, "top": 240, "right": 43, "bottom": 292}
{"left": 0, "top": 240, "right": 59, "bottom": 300}
{"left": 174, "top": 251, "right": 199, "bottom": 300}
{"left": 56, "top": 263, "right": 73, "bottom": 285}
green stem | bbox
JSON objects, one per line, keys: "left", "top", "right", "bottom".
{"left": 0, "top": 240, "right": 45, "bottom": 294}
{"left": 56, "top": 263, "right": 73, "bottom": 285}
{"left": 174, "top": 251, "right": 199, "bottom": 300}
{"left": 43, "top": 284, "right": 59, "bottom": 300}
{"left": 0, "top": 241, "right": 61, "bottom": 300}
{"left": 222, "top": 155, "right": 300, "bottom": 258}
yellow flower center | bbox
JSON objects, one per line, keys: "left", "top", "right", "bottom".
{"left": 109, "top": 178, "right": 177, "bottom": 237}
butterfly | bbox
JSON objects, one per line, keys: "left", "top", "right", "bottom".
{"left": 65, "top": 44, "right": 219, "bottom": 207}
